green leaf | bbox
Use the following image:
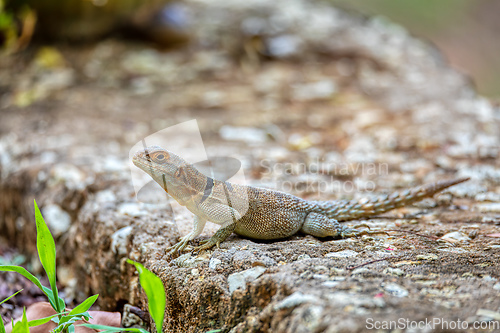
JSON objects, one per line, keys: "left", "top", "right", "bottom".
{"left": 0, "top": 265, "right": 62, "bottom": 312}
{"left": 79, "top": 324, "right": 149, "bottom": 333}
{"left": 205, "top": 330, "right": 222, "bottom": 333}
{"left": 0, "top": 289, "right": 23, "bottom": 305}
{"left": 69, "top": 294, "right": 98, "bottom": 316}
{"left": 1, "top": 314, "right": 5, "bottom": 333}
{"left": 57, "top": 312, "right": 88, "bottom": 326}
{"left": 57, "top": 296, "right": 65, "bottom": 312}
{"left": 0, "top": 266, "right": 47, "bottom": 296}
{"left": 127, "top": 260, "right": 165, "bottom": 333}
{"left": 81, "top": 312, "right": 91, "bottom": 321}
{"left": 41, "top": 286, "right": 58, "bottom": 310}
{"left": 34, "top": 200, "right": 61, "bottom": 313}
{"left": 56, "top": 318, "right": 78, "bottom": 333}
{"left": 11, "top": 308, "right": 29, "bottom": 333}
{"left": 28, "top": 312, "right": 67, "bottom": 327}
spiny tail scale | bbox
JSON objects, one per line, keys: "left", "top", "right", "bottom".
{"left": 312, "top": 177, "right": 469, "bottom": 221}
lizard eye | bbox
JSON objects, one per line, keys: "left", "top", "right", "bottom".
{"left": 152, "top": 152, "right": 169, "bottom": 163}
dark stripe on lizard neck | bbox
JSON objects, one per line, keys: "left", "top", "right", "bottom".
{"left": 200, "top": 177, "right": 214, "bottom": 203}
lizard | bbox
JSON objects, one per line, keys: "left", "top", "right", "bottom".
{"left": 133, "top": 145, "right": 469, "bottom": 255}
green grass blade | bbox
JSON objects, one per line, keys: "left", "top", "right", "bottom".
{"left": 0, "top": 290, "right": 24, "bottom": 333}
{"left": 0, "top": 266, "right": 47, "bottom": 295}
{"left": 127, "top": 260, "right": 165, "bottom": 333}
{"left": 69, "top": 294, "right": 98, "bottom": 315}
{"left": 34, "top": 199, "right": 60, "bottom": 313}
{"left": 57, "top": 311, "right": 90, "bottom": 326}
{"left": 0, "top": 314, "right": 5, "bottom": 333}
{"left": 57, "top": 296, "right": 65, "bottom": 312}
{"left": 80, "top": 324, "right": 149, "bottom": 332}
{"left": 0, "top": 266, "right": 60, "bottom": 309}
{"left": 28, "top": 312, "right": 67, "bottom": 327}
{"left": 11, "top": 308, "right": 29, "bottom": 333}
{"left": 40, "top": 286, "right": 58, "bottom": 310}
{"left": 0, "top": 289, "right": 23, "bottom": 305}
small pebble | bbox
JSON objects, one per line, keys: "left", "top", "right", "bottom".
{"left": 227, "top": 266, "right": 266, "bottom": 294}
{"left": 209, "top": 258, "right": 222, "bottom": 270}
{"left": 49, "top": 164, "right": 86, "bottom": 190}
{"left": 118, "top": 203, "right": 147, "bottom": 217}
{"left": 219, "top": 126, "right": 267, "bottom": 143}
{"left": 482, "top": 275, "right": 496, "bottom": 282}
{"left": 322, "top": 281, "right": 340, "bottom": 288}
{"left": 476, "top": 309, "right": 500, "bottom": 321}
{"left": 475, "top": 203, "right": 500, "bottom": 213}
{"left": 42, "top": 204, "right": 72, "bottom": 237}
{"left": 267, "top": 34, "right": 302, "bottom": 58}
{"left": 325, "top": 250, "right": 359, "bottom": 258}
{"left": 111, "top": 226, "right": 133, "bottom": 256}
{"left": 350, "top": 267, "right": 370, "bottom": 275}
{"left": 383, "top": 267, "right": 405, "bottom": 276}
{"left": 416, "top": 254, "right": 438, "bottom": 261}
{"left": 291, "top": 80, "right": 336, "bottom": 101}
{"left": 441, "top": 231, "right": 471, "bottom": 242}
{"left": 297, "top": 254, "right": 311, "bottom": 261}
{"left": 383, "top": 283, "right": 409, "bottom": 298}
{"left": 273, "top": 292, "right": 320, "bottom": 310}
{"left": 313, "top": 265, "right": 329, "bottom": 273}
{"left": 475, "top": 192, "right": 500, "bottom": 202}
{"left": 96, "top": 190, "right": 117, "bottom": 202}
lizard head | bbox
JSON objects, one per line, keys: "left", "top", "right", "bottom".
{"left": 133, "top": 146, "right": 202, "bottom": 199}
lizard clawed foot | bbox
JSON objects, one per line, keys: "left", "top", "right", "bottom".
{"left": 198, "top": 239, "right": 210, "bottom": 245}
{"left": 166, "top": 235, "right": 193, "bottom": 257}
{"left": 191, "top": 238, "right": 220, "bottom": 255}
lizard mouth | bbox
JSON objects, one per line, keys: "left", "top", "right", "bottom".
{"left": 133, "top": 150, "right": 174, "bottom": 193}
{"left": 132, "top": 151, "right": 147, "bottom": 166}
{"left": 133, "top": 153, "right": 161, "bottom": 176}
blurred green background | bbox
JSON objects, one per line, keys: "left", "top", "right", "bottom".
{"left": 3, "top": 0, "right": 500, "bottom": 98}
{"left": 331, "top": 0, "right": 500, "bottom": 98}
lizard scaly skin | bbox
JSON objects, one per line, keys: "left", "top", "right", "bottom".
{"left": 133, "top": 146, "right": 469, "bottom": 254}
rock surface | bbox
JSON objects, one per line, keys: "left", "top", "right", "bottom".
{"left": 1, "top": 0, "right": 500, "bottom": 332}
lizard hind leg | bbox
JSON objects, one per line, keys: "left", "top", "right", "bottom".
{"left": 301, "top": 213, "right": 386, "bottom": 238}
{"left": 192, "top": 222, "right": 235, "bottom": 254}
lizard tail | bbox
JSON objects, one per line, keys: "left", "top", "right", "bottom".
{"left": 313, "top": 177, "right": 469, "bottom": 221}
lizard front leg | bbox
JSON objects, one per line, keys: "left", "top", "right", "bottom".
{"left": 192, "top": 222, "right": 236, "bottom": 253}
{"left": 301, "top": 212, "right": 386, "bottom": 238}
{"left": 167, "top": 216, "right": 207, "bottom": 255}
{"left": 190, "top": 202, "right": 242, "bottom": 253}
